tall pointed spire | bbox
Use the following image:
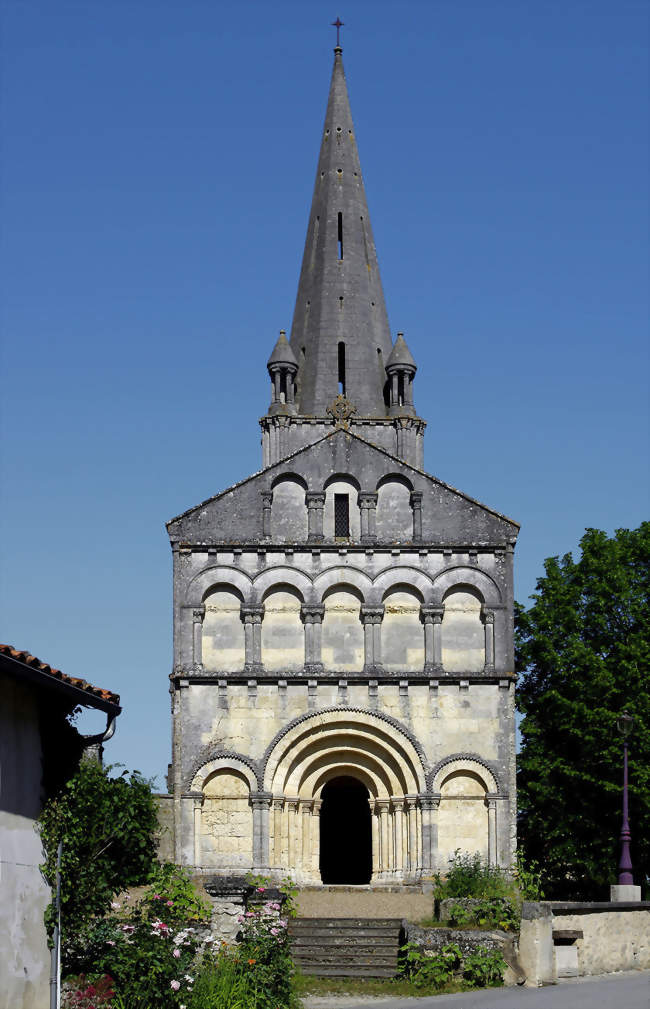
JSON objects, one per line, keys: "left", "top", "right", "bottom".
{"left": 289, "top": 46, "right": 393, "bottom": 416}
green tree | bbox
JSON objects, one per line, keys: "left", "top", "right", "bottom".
{"left": 39, "top": 760, "right": 158, "bottom": 943}
{"left": 516, "top": 523, "right": 650, "bottom": 899}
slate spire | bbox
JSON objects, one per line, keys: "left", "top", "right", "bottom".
{"left": 289, "top": 46, "right": 393, "bottom": 417}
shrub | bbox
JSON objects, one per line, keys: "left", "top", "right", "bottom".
{"left": 400, "top": 940, "right": 506, "bottom": 991}
{"left": 434, "top": 850, "right": 514, "bottom": 900}
{"left": 61, "top": 974, "right": 114, "bottom": 1008}
{"left": 445, "top": 897, "right": 519, "bottom": 932}
{"left": 39, "top": 761, "right": 158, "bottom": 950}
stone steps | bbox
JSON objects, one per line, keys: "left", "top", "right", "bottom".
{"left": 289, "top": 917, "right": 403, "bottom": 977}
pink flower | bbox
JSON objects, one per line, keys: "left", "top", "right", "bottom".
{"left": 106, "top": 940, "right": 115, "bottom": 946}
{"left": 173, "top": 948, "right": 181, "bottom": 958}
{"left": 167, "top": 900, "right": 174, "bottom": 907}
{"left": 256, "top": 886, "right": 266, "bottom": 892}
{"left": 110, "top": 901, "right": 121, "bottom": 910}
{"left": 170, "top": 980, "right": 181, "bottom": 991}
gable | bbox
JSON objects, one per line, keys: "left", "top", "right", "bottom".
{"left": 167, "top": 429, "right": 518, "bottom": 545}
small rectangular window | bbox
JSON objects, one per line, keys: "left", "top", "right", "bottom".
{"left": 338, "top": 211, "right": 343, "bottom": 259}
{"left": 334, "top": 494, "right": 350, "bottom": 538}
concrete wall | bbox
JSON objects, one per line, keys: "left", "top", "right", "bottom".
{"left": 0, "top": 678, "right": 51, "bottom": 1009}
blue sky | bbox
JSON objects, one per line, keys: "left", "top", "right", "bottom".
{"left": 1, "top": 0, "right": 648, "bottom": 784}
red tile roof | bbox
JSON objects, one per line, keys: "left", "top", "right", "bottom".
{"left": 0, "top": 643, "right": 121, "bottom": 707}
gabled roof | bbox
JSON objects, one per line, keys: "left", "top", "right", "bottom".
{"left": 167, "top": 425, "right": 519, "bottom": 532}
{"left": 0, "top": 643, "right": 121, "bottom": 711}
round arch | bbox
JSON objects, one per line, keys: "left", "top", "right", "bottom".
{"left": 252, "top": 566, "right": 313, "bottom": 602}
{"left": 190, "top": 755, "right": 258, "bottom": 793}
{"left": 432, "top": 566, "right": 502, "bottom": 606}
{"left": 430, "top": 755, "right": 499, "bottom": 795}
{"left": 186, "top": 566, "right": 252, "bottom": 607}
{"left": 373, "top": 566, "right": 433, "bottom": 602}
{"left": 263, "top": 708, "right": 428, "bottom": 797}
{"left": 314, "top": 566, "right": 372, "bottom": 603}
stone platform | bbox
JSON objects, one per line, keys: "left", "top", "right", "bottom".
{"left": 295, "top": 883, "right": 433, "bottom": 921}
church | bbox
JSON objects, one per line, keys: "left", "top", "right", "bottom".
{"left": 164, "top": 43, "right": 519, "bottom": 886}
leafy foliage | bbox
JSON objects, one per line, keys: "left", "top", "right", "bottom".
{"left": 400, "top": 941, "right": 505, "bottom": 990}
{"left": 39, "top": 761, "right": 158, "bottom": 944}
{"left": 66, "top": 865, "right": 210, "bottom": 1007}
{"left": 444, "top": 898, "right": 519, "bottom": 932}
{"left": 516, "top": 523, "right": 650, "bottom": 898}
{"left": 62, "top": 974, "right": 115, "bottom": 1008}
{"left": 433, "top": 850, "right": 515, "bottom": 900}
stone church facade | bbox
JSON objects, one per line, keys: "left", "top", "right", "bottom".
{"left": 165, "top": 46, "right": 519, "bottom": 885}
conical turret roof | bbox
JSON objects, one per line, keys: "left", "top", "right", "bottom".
{"left": 267, "top": 330, "right": 298, "bottom": 369}
{"left": 289, "top": 47, "right": 393, "bottom": 416}
{"left": 386, "top": 332, "right": 417, "bottom": 371}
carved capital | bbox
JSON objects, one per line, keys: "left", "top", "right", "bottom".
{"left": 410, "top": 491, "right": 423, "bottom": 510}
{"left": 482, "top": 609, "right": 495, "bottom": 625}
{"left": 420, "top": 605, "right": 444, "bottom": 625}
{"left": 301, "top": 604, "right": 325, "bottom": 624}
{"left": 306, "top": 491, "right": 326, "bottom": 508}
{"left": 241, "top": 605, "right": 265, "bottom": 625}
{"left": 249, "top": 791, "right": 273, "bottom": 809}
{"left": 261, "top": 491, "right": 273, "bottom": 507}
{"left": 360, "top": 605, "right": 384, "bottom": 625}
{"left": 192, "top": 605, "right": 206, "bottom": 623}
{"left": 418, "top": 793, "right": 441, "bottom": 812}
{"left": 358, "top": 491, "right": 378, "bottom": 509}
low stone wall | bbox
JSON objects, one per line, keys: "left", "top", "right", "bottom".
{"left": 519, "top": 901, "right": 650, "bottom": 986}
{"left": 404, "top": 922, "right": 523, "bottom": 986}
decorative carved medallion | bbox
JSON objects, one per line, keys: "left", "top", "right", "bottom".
{"left": 326, "top": 394, "right": 357, "bottom": 426}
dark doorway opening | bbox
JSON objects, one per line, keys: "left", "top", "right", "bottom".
{"left": 320, "top": 776, "right": 372, "bottom": 884}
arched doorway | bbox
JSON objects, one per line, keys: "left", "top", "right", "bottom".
{"left": 320, "top": 776, "right": 372, "bottom": 884}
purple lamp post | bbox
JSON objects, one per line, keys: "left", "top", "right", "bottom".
{"left": 616, "top": 711, "right": 635, "bottom": 886}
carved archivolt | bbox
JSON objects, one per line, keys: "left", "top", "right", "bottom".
{"left": 189, "top": 751, "right": 260, "bottom": 792}
{"left": 262, "top": 707, "right": 428, "bottom": 798}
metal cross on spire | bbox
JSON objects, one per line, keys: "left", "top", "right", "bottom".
{"left": 331, "top": 17, "right": 344, "bottom": 48}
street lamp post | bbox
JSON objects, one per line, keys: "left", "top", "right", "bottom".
{"left": 610, "top": 711, "right": 640, "bottom": 902}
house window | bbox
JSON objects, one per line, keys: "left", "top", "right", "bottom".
{"left": 334, "top": 494, "right": 350, "bottom": 537}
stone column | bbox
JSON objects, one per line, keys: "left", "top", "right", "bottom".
{"left": 410, "top": 492, "right": 423, "bottom": 541}
{"left": 392, "top": 799, "right": 405, "bottom": 876}
{"left": 300, "top": 799, "right": 313, "bottom": 878}
{"left": 486, "top": 795, "right": 498, "bottom": 865}
{"left": 421, "top": 606, "right": 444, "bottom": 672}
{"left": 250, "top": 792, "right": 272, "bottom": 872}
{"left": 370, "top": 800, "right": 380, "bottom": 879}
{"left": 273, "top": 370, "right": 281, "bottom": 402}
{"left": 306, "top": 492, "right": 325, "bottom": 542}
{"left": 405, "top": 795, "right": 418, "bottom": 876}
{"left": 311, "top": 800, "right": 322, "bottom": 879}
{"left": 261, "top": 492, "right": 273, "bottom": 537}
{"left": 301, "top": 604, "right": 325, "bottom": 673}
{"left": 241, "top": 605, "right": 264, "bottom": 671}
{"left": 419, "top": 794, "right": 440, "bottom": 873}
{"left": 192, "top": 605, "right": 205, "bottom": 670}
{"left": 483, "top": 609, "right": 495, "bottom": 672}
{"left": 361, "top": 606, "right": 384, "bottom": 671}
{"left": 376, "top": 799, "right": 390, "bottom": 877}
{"left": 286, "top": 799, "right": 299, "bottom": 871}
{"left": 272, "top": 798, "right": 284, "bottom": 869}
{"left": 192, "top": 793, "right": 204, "bottom": 867}
{"left": 359, "top": 492, "right": 378, "bottom": 544}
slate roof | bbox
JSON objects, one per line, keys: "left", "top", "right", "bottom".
{"left": 0, "top": 643, "right": 121, "bottom": 709}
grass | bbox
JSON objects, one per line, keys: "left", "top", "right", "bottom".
{"left": 293, "top": 973, "right": 470, "bottom": 998}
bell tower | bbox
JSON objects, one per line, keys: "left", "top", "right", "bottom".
{"left": 260, "top": 44, "right": 425, "bottom": 469}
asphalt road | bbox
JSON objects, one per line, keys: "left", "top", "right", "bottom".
{"left": 303, "top": 971, "right": 650, "bottom": 1009}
